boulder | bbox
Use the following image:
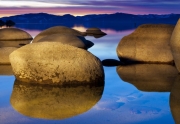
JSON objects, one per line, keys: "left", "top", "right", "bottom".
{"left": 117, "top": 24, "right": 174, "bottom": 64}
{"left": 0, "top": 47, "right": 17, "bottom": 64}
{"left": 0, "top": 39, "right": 32, "bottom": 48}
{"left": 36, "top": 34, "right": 94, "bottom": 49}
{"left": 170, "top": 19, "right": 180, "bottom": 72}
{"left": 10, "top": 80, "right": 104, "bottom": 119}
{"left": 9, "top": 42, "right": 104, "bottom": 85}
{"left": 32, "top": 26, "right": 83, "bottom": 43}
{"left": 0, "top": 28, "right": 32, "bottom": 47}
{"left": 117, "top": 64, "right": 178, "bottom": 92}
{"left": 86, "top": 27, "right": 107, "bottom": 38}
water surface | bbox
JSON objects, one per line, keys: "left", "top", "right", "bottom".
{"left": 0, "top": 25, "right": 176, "bottom": 124}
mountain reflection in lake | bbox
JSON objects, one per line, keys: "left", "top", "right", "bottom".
{"left": 0, "top": 24, "right": 176, "bottom": 124}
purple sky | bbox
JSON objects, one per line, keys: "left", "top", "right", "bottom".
{"left": 0, "top": 0, "right": 180, "bottom": 17}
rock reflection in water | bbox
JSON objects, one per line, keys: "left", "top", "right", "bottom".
{"left": 170, "top": 75, "right": 180, "bottom": 124}
{"left": 10, "top": 80, "right": 104, "bottom": 120}
{"left": 117, "top": 64, "right": 178, "bottom": 92}
{"left": 0, "top": 65, "right": 13, "bottom": 75}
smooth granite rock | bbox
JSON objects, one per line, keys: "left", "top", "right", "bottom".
{"left": 10, "top": 80, "right": 104, "bottom": 119}
{"left": 117, "top": 24, "right": 174, "bottom": 64}
{"left": 0, "top": 39, "right": 32, "bottom": 48}
{"left": 32, "top": 26, "right": 83, "bottom": 43}
{"left": 117, "top": 64, "right": 178, "bottom": 92}
{"left": 9, "top": 42, "right": 104, "bottom": 85}
{"left": 0, "top": 47, "right": 18, "bottom": 64}
{"left": 0, "top": 28, "right": 32, "bottom": 47}
{"left": 170, "top": 19, "right": 180, "bottom": 72}
{"left": 36, "top": 34, "right": 94, "bottom": 49}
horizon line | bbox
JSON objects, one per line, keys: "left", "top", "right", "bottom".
{"left": 0, "top": 12, "right": 179, "bottom": 18}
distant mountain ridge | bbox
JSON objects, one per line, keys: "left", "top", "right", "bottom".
{"left": 1, "top": 12, "right": 179, "bottom": 31}
{"left": 1, "top": 12, "right": 179, "bottom": 24}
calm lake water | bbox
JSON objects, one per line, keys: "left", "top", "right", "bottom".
{"left": 0, "top": 25, "right": 177, "bottom": 124}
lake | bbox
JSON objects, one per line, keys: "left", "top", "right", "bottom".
{"left": 0, "top": 24, "right": 176, "bottom": 124}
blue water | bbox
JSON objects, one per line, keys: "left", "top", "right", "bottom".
{"left": 0, "top": 25, "right": 175, "bottom": 124}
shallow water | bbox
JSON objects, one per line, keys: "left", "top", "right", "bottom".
{"left": 0, "top": 25, "right": 176, "bottom": 124}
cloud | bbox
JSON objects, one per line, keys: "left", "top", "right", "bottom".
{"left": 1, "top": 0, "right": 180, "bottom": 9}
{"left": 0, "top": 0, "right": 83, "bottom": 8}
{"left": 0, "top": 0, "right": 179, "bottom": 16}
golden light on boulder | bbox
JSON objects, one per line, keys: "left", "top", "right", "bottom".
{"left": 32, "top": 26, "right": 83, "bottom": 43}
{"left": 9, "top": 42, "right": 104, "bottom": 85}
{"left": 10, "top": 80, "right": 104, "bottom": 119}
{"left": 117, "top": 64, "right": 178, "bottom": 92}
{"left": 170, "top": 19, "right": 180, "bottom": 72}
{"left": 36, "top": 34, "right": 94, "bottom": 49}
{"left": 117, "top": 24, "right": 174, "bottom": 64}
{"left": 0, "top": 39, "right": 32, "bottom": 48}
{"left": 0, "top": 47, "right": 17, "bottom": 64}
{"left": 0, "top": 28, "right": 32, "bottom": 47}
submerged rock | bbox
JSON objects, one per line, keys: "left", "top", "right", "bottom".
{"left": 32, "top": 26, "right": 83, "bottom": 43}
{"left": 36, "top": 34, "right": 94, "bottom": 49}
{"left": 0, "top": 28, "right": 32, "bottom": 47}
{"left": 9, "top": 42, "right": 104, "bottom": 85}
{"left": 117, "top": 64, "right": 178, "bottom": 92}
{"left": 10, "top": 80, "right": 104, "bottom": 119}
{"left": 0, "top": 47, "right": 17, "bottom": 64}
{"left": 117, "top": 24, "right": 174, "bottom": 64}
{"left": 170, "top": 19, "right": 180, "bottom": 72}
{"left": 86, "top": 27, "right": 107, "bottom": 38}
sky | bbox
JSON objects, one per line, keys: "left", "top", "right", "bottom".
{"left": 0, "top": 0, "right": 180, "bottom": 17}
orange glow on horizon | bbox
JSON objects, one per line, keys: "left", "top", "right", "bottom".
{"left": 0, "top": 13, "right": 16, "bottom": 18}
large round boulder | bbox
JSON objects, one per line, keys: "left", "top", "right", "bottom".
{"left": 32, "top": 26, "right": 83, "bottom": 43}
{"left": 117, "top": 24, "right": 174, "bottom": 64}
{"left": 9, "top": 42, "right": 104, "bottom": 85}
{"left": 117, "top": 64, "right": 178, "bottom": 92}
{"left": 10, "top": 80, "right": 104, "bottom": 119}
{"left": 36, "top": 34, "right": 94, "bottom": 49}
{"left": 0, "top": 47, "right": 18, "bottom": 64}
{"left": 170, "top": 19, "right": 180, "bottom": 72}
{"left": 0, "top": 28, "right": 32, "bottom": 47}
